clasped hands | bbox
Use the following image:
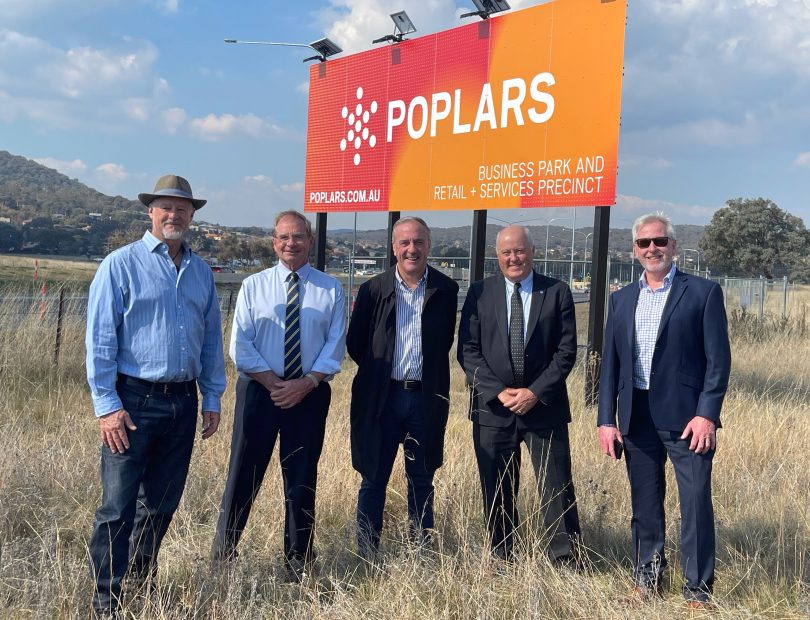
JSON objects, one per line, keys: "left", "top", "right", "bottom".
{"left": 497, "top": 387, "right": 538, "bottom": 416}
{"left": 257, "top": 372, "right": 314, "bottom": 409}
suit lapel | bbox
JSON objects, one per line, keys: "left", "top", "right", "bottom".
{"left": 525, "top": 272, "right": 547, "bottom": 346}
{"left": 656, "top": 270, "right": 687, "bottom": 340}
{"left": 423, "top": 266, "right": 437, "bottom": 309}
{"left": 491, "top": 276, "right": 509, "bottom": 352}
{"left": 623, "top": 282, "right": 641, "bottom": 355}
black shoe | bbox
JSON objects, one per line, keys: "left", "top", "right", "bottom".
{"left": 283, "top": 554, "right": 313, "bottom": 584}
{"left": 552, "top": 554, "right": 587, "bottom": 573}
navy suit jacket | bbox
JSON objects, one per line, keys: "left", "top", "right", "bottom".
{"left": 458, "top": 272, "right": 577, "bottom": 429}
{"left": 597, "top": 269, "right": 731, "bottom": 434}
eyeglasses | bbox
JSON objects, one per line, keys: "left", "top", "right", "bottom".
{"left": 274, "top": 233, "right": 308, "bottom": 243}
{"left": 634, "top": 237, "right": 670, "bottom": 249}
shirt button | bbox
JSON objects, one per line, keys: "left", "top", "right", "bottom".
{"left": 180, "top": 326, "right": 184, "bottom": 329}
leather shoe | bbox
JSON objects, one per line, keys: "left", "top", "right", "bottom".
{"left": 623, "top": 584, "right": 663, "bottom": 605}
{"left": 686, "top": 599, "right": 715, "bottom": 612}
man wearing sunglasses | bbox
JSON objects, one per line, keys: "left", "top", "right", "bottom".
{"left": 597, "top": 213, "right": 731, "bottom": 609}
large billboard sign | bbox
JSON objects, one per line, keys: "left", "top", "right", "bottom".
{"left": 304, "top": 0, "right": 627, "bottom": 213}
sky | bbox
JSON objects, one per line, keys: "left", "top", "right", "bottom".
{"left": 1, "top": 0, "right": 809, "bottom": 234}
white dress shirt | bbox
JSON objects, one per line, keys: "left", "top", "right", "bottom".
{"left": 229, "top": 262, "right": 346, "bottom": 379}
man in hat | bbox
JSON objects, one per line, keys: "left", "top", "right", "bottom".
{"left": 85, "top": 174, "right": 226, "bottom": 618}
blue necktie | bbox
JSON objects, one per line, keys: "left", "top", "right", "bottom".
{"left": 284, "top": 272, "right": 303, "bottom": 379}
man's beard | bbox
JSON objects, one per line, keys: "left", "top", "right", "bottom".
{"left": 162, "top": 225, "right": 186, "bottom": 240}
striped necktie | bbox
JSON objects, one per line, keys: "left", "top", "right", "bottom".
{"left": 284, "top": 271, "right": 303, "bottom": 379}
{"left": 509, "top": 282, "right": 524, "bottom": 386}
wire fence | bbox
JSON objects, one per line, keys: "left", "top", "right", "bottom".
{"left": 1, "top": 265, "right": 797, "bottom": 367}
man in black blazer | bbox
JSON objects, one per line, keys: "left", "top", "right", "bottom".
{"left": 598, "top": 213, "right": 731, "bottom": 608}
{"left": 458, "top": 225, "right": 581, "bottom": 564}
{"left": 348, "top": 217, "right": 458, "bottom": 555}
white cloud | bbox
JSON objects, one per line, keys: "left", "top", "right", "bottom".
{"left": 122, "top": 98, "right": 151, "bottom": 122}
{"left": 188, "top": 113, "right": 288, "bottom": 142}
{"left": 792, "top": 152, "right": 810, "bottom": 169}
{"left": 96, "top": 163, "right": 129, "bottom": 182}
{"left": 162, "top": 106, "right": 186, "bottom": 133}
{"left": 296, "top": 81, "right": 309, "bottom": 95}
{"left": 245, "top": 174, "right": 277, "bottom": 185}
{"left": 46, "top": 43, "right": 158, "bottom": 99}
{"left": 0, "top": 29, "right": 163, "bottom": 130}
{"left": 159, "top": 0, "right": 179, "bottom": 13}
{"left": 615, "top": 194, "right": 720, "bottom": 224}
{"left": 33, "top": 156, "right": 87, "bottom": 176}
{"left": 202, "top": 176, "right": 306, "bottom": 227}
{"left": 318, "top": 1, "right": 466, "bottom": 54}
{"left": 280, "top": 181, "right": 304, "bottom": 192}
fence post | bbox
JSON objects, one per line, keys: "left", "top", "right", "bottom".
{"left": 54, "top": 287, "right": 66, "bottom": 366}
{"left": 758, "top": 276, "right": 765, "bottom": 320}
{"left": 783, "top": 276, "right": 789, "bottom": 318}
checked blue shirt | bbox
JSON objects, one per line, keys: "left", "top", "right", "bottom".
{"left": 633, "top": 263, "right": 676, "bottom": 389}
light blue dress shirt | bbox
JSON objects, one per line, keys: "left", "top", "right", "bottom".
{"left": 392, "top": 267, "right": 427, "bottom": 381}
{"left": 229, "top": 262, "right": 346, "bottom": 379}
{"left": 86, "top": 231, "right": 227, "bottom": 417}
{"left": 633, "top": 263, "right": 676, "bottom": 389}
{"left": 504, "top": 271, "right": 534, "bottom": 340}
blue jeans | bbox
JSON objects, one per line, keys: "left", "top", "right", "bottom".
{"left": 89, "top": 377, "right": 197, "bottom": 614}
{"left": 356, "top": 385, "right": 435, "bottom": 552}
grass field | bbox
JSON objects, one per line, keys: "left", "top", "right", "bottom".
{"left": 0, "top": 275, "right": 808, "bottom": 618}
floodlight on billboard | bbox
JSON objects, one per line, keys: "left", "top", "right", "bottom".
{"left": 304, "top": 0, "right": 627, "bottom": 213}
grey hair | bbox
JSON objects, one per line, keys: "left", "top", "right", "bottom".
{"left": 392, "top": 216, "right": 431, "bottom": 243}
{"left": 495, "top": 225, "right": 534, "bottom": 249}
{"left": 632, "top": 212, "right": 677, "bottom": 241}
{"left": 273, "top": 210, "right": 313, "bottom": 237}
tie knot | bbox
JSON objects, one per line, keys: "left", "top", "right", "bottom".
{"left": 288, "top": 272, "right": 299, "bottom": 283}
{"left": 514, "top": 282, "right": 521, "bottom": 292}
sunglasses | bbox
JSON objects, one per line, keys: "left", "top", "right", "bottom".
{"left": 634, "top": 236, "right": 670, "bottom": 249}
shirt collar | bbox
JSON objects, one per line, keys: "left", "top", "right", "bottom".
{"left": 142, "top": 230, "right": 188, "bottom": 255}
{"left": 278, "top": 261, "right": 312, "bottom": 282}
{"left": 504, "top": 271, "right": 534, "bottom": 293}
{"left": 639, "top": 262, "right": 676, "bottom": 290}
{"left": 395, "top": 265, "right": 428, "bottom": 290}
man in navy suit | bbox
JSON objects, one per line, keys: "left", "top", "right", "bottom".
{"left": 598, "top": 213, "right": 731, "bottom": 608}
{"left": 458, "top": 225, "right": 581, "bottom": 565}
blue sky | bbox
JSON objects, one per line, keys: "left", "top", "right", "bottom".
{"left": 2, "top": 0, "right": 809, "bottom": 234}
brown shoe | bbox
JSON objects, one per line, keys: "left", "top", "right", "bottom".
{"left": 686, "top": 599, "right": 716, "bottom": 612}
{"left": 623, "top": 585, "right": 663, "bottom": 605}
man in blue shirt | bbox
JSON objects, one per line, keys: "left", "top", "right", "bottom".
{"left": 598, "top": 213, "right": 731, "bottom": 609}
{"left": 211, "top": 210, "right": 345, "bottom": 582}
{"left": 85, "top": 174, "right": 226, "bottom": 618}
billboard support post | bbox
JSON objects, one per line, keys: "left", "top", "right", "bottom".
{"left": 387, "top": 211, "right": 401, "bottom": 269}
{"left": 585, "top": 205, "right": 611, "bottom": 407}
{"left": 470, "top": 209, "right": 487, "bottom": 283}
{"left": 315, "top": 212, "right": 328, "bottom": 271}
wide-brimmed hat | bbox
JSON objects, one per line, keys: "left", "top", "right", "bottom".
{"left": 138, "top": 174, "right": 207, "bottom": 209}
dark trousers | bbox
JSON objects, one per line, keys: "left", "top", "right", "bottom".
{"left": 356, "top": 385, "right": 436, "bottom": 552}
{"left": 89, "top": 378, "right": 197, "bottom": 614}
{"left": 625, "top": 388, "right": 715, "bottom": 602}
{"left": 212, "top": 377, "right": 330, "bottom": 565}
{"left": 473, "top": 421, "right": 581, "bottom": 562}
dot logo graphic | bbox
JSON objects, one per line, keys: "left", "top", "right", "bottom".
{"left": 340, "top": 87, "right": 378, "bottom": 166}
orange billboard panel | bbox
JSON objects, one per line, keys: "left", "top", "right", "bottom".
{"left": 304, "top": 0, "right": 627, "bottom": 212}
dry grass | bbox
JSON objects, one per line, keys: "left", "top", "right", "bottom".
{"left": 0, "top": 285, "right": 808, "bottom": 619}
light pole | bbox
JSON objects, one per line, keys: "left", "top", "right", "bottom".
{"left": 681, "top": 248, "right": 701, "bottom": 274}
{"left": 544, "top": 216, "right": 573, "bottom": 275}
{"left": 579, "top": 231, "right": 594, "bottom": 281}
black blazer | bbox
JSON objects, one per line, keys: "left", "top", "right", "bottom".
{"left": 347, "top": 266, "right": 459, "bottom": 478}
{"left": 457, "top": 272, "right": 577, "bottom": 429}
{"left": 597, "top": 270, "right": 731, "bottom": 434}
